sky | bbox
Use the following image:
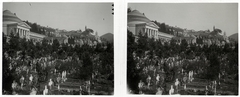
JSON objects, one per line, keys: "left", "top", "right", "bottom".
{"left": 3, "top": 2, "right": 113, "bottom": 36}
{"left": 128, "top": 3, "right": 238, "bottom": 36}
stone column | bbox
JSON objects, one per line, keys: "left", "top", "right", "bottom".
{"left": 18, "top": 28, "right": 20, "bottom": 35}
{"left": 148, "top": 29, "right": 150, "bottom": 37}
{"left": 155, "top": 30, "right": 156, "bottom": 38}
{"left": 25, "top": 30, "right": 27, "bottom": 36}
{"left": 22, "top": 30, "right": 24, "bottom": 36}
{"left": 152, "top": 29, "right": 154, "bottom": 37}
{"left": 150, "top": 29, "right": 152, "bottom": 37}
{"left": 20, "top": 29, "right": 22, "bottom": 37}
{"left": 146, "top": 28, "right": 148, "bottom": 36}
{"left": 149, "top": 29, "right": 151, "bottom": 37}
{"left": 152, "top": 30, "right": 153, "bottom": 37}
{"left": 145, "top": 28, "right": 147, "bottom": 36}
{"left": 147, "top": 28, "right": 149, "bottom": 37}
{"left": 17, "top": 28, "right": 19, "bottom": 35}
{"left": 153, "top": 30, "right": 154, "bottom": 37}
{"left": 144, "top": 28, "right": 146, "bottom": 35}
{"left": 19, "top": 29, "right": 21, "bottom": 36}
{"left": 154, "top": 30, "right": 155, "bottom": 38}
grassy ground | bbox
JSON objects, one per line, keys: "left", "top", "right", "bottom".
{"left": 140, "top": 77, "right": 238, "bottom": 95}
{"left": 12, "top": 73, "right": 113, "bottom": 95}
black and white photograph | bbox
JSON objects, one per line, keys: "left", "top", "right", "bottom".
{"left": 2, "top": 2, "right": 114, "bottom": 95}
{"left": 127, "top": 3, "right": 238, "bottom": 95}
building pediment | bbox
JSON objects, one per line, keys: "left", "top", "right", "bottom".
{"left": 146, "top": 22, "right": 159, "bottom": 29}
{"left": 18, "top": 22, "right": 31, "bottom": 29}
{"left": 7, "top": 22, "right": 31, "bottom": 29}
{"left": 136, "top": 22, "right": 159, "bottom": 29}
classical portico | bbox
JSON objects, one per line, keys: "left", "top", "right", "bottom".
{"left": 136, "top": 22, "right": 159, "bottom": 39}
{"left": 128, "top": 10, "right": 173, "bottom": 41}
{"left": 6, "top": 22, "right": 31, "bottom": 39}
{"left": 3, "top": 10, "right": 46, "bottom": 41}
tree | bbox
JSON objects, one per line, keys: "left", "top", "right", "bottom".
{"left": 127, "top": 30, "right": 141, "bottom": 93}
{"left": 127, "top": 30, "right": 136, "bottom": 54}
{"left": 30, "top": 23, "right": 39, "bottom": 33}
{"left": 180, "top": 39, "right": 188, "bottom": 52}
{"left": 153, "top": 21, "right": 167, "bottom": 33}
{"left": 19, "top": 38, "right": 29, "bottom": 61}
{"left": 159, "top": 23, "right": 167, "bottom": 33}
{"left": 3, "top": 33, "right": 8, "bottom": 54}
{"left": 52, "top": 39, "right": 60, "bottom": 53}
{"left": 226, "top": 51, "right": 238, "bottom": 76}
{"left": 155, "top": 39, "right": 163, "bottom": 58}
{"left": 127, "top": 7, "right": 132, "bottom": 13}
{"left": 80, "top": 52, "right": 93, "bottom": 80}
{"left": 68, "top": 37, "right": 75, "bottom": 44}
{"left": 40, "top": 27, "right": 46, "bottom": 35}
{"left": 106, "top": 42, "right": 113, "bottom": 53}
{"left": 57, "top": 47, "right": 64, "bottom": 59}
{"left": 99, "top": 52, "right": 113, "bottom": 75}
{"left": 234, "top": 42, "right": 238, "bottom": 53}
{"left": 28, "top": 40, "right": 36, "bottom": 59}
{"left": 148, "top": 37, "right": 156, "bottom": 60}
{"left": 136, "top": 31, "right": 148, "bottom": 56}
{"left": 206, "top": 52, "right": 220, "bottom": 80}
{"left": 8, "top": 32, "right": 20, "bottom": 57}
{"left": 148, "top": 37, "right": 156, "bottom": 50}
{"left": 2, "top": 34, "right": 13, "bottom": 92}
{"left": 196, "top": 37, "right": 203, "bottom": 44}
{"left": 35, "top": 42, "right": 43, "bottom": 58}
{"left": 95, "top": 43, "right": 104, "bottom": 53}
{"left": 42, "top": 38, "right": 50, "bottom": 56}
{"left": 61, "top": 43, "right": 69, "bottom": 53}
{"left": 223, "top": 43, "right": 231, "bottom": 54}
{"left": 170, "top": 39, "right": 178, "bottom": 55}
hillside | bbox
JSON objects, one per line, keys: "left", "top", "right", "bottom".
{"left": 100, "top": 33, "right": 113, "bottom": 43}
{"left": 229, "top": 33, "right": 238, "bottom": 42}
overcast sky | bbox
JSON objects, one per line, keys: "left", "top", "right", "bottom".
{"left": 128, "top": 3, "right": 238, "bottom": 36}
{"left": 3, "top": 2, "right": 113, "bottom": 36}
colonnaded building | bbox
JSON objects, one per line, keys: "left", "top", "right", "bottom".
{"left": 127, "top": 10, "right": 230, "bottom": 46}
{"left": 3, "top": 10, "right": 46, "bottom": 42}
{"left": 127, "top": 10, "right": 174, "bottom": 41}
{"left": 3, "top": 10, "right": 102, "bottom": 46}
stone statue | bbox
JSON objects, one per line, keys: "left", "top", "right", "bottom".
{"left": 48, "top": 79, "right": 54, "bottom": 90}
{"left": 79, "top": 86, "right": 82, "bottom": 95}
{"left": 169, "top": 85, "right": 174, "bottom": 95}
{"left": 43, "top": 85, "right": 48, "bottom": 95}
{"left": 147, "top": 75, "right": 151, "bottom": 88}
{"left": 20, "top": 76, "right": 24, "bottom": 89}
{"left": 156, "top": 74, "right": 160, "bottom": 85}
{"left": 156, "top": 87, "right": 163, "bottom": 95}
{"left": 138, "top": 80, "right": 143, "bottom": 94}
{"left": 175, "top": 78, "right": 180, "bottom": 93}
